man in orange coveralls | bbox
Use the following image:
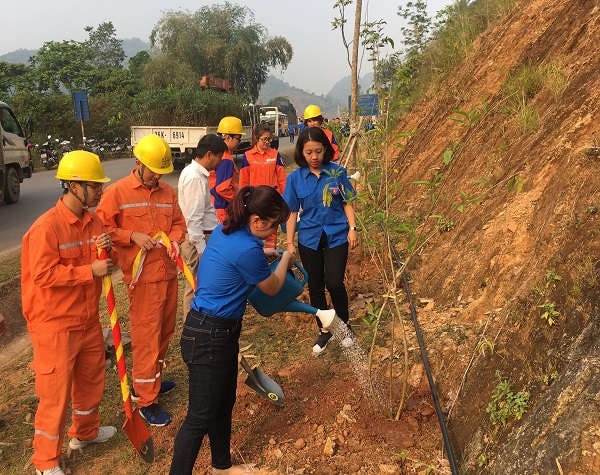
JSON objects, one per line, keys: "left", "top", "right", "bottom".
{"left": 238, "top": 122, "right": 286, "bottom": 249}
{"left": 210, "top": 116, "right": 243, "bottom": 223}
{"left": 96, "top": 134, "right": 186, "bottom": 427}
{"left": 21, "top": 151, "right": 116, "bottom": 475}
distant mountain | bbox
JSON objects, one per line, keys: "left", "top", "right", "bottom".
{"left": 121, "top": 38, "right": 152, "bottom": 60}
{"left": 0, "top": 48, "right": 35, "bottom": 64}
{"left": 327, "top": 72, "right": 375, "bottom": 108}
{"left": 2, "top": 41, "right": 372, "bottom": 120}
{"left": 258, "top": 72, "right": 375, "bottom": 119}
{"left": 0, "top": 38, "right": 151, "bottom": 64}
{"left": 259, "top": 76, "right": 344, "bottom": 118}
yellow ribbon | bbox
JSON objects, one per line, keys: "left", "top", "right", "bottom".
{"left": 130, "top": 231, "right": 195, "bottom": 289}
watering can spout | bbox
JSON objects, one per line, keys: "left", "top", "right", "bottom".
{"left": 316, "top": 309, "right": 336, "bottom": 329}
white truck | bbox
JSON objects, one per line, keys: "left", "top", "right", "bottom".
{"left": 130, "top": 125, "right": 253, "bottom": 170}
{"left": 0, "top": 101, "right": 32, "bottom": 204}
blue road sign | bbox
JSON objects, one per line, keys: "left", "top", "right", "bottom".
{"left": 72, "top": 90, "right": 90, "bottom": 122}
{"left": 348, "top": 94, "right": 379, "bottom": 116}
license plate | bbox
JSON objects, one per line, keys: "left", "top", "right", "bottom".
{"left": 40, "top": 153, "right": 47, "bottom": 159}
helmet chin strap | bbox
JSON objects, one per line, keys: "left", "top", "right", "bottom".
{"left": 74, "top": 183, "right": 90, "bottom": 209}
{"left": 137, "top": 164, "right": 154, "bottom": 189}
{"left": 66, "top": 181, "right": 91, "bottom": 209}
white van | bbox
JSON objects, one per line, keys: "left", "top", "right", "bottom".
{"left": 0, "top": 101, "right": 32, "bottom": 204}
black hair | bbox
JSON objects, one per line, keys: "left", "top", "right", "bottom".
{"left": 195, "top": 133, "right": 227, "bottom": 158}
{"left": 253, "top": 123, "right": 272, "bottom": 139}
{"left": 294, "top": 127, "right": 334, "bottom": 168}
{"left": 304, "top": 115, "right": 323, "bottom": 125}
{"left": 224, "top": 186, "right": 290, "bottom": 234}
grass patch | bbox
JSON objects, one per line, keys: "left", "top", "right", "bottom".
{"left": 0, "top": 250, "right": 21, "bottom": 284}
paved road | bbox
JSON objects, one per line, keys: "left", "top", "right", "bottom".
{"left": 0, "top": 142, "right": 296, "bottom": 253}
{"left": 0, "top": 158, "right": 151, "bottom": 253}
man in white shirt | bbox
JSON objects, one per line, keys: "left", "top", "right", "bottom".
{"left": 178, "top": 134, "right": 227, "bottom": 316}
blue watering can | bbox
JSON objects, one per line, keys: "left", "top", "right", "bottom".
{"left": 248, "top": 257, "right": 338, "bottom": 328}
{"left": 248, "top": 259, "right": 318, "bottom": 316}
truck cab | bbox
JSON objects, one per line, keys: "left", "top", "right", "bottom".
{"left": 0, "top": 102, "right": 32, "bottom": 204}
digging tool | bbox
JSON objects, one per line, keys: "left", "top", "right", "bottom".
{"left": 239, "top": 355, "right": 284, "bottom": 406}
{"left": 98, "top": 248, "right": 154, "bottom": 463}
{"left": 171, "top": 245, "right": 285, "bottom": 405}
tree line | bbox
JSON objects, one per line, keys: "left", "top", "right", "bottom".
{"left": 0, "top": 3, "right": 292, "bottom": 145}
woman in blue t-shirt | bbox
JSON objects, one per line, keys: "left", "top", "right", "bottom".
{"left": 283, "top": 127, "right": 358, "bottom": 355}
{"left": 170, "top": 185, "right": 295, "bottom": 475}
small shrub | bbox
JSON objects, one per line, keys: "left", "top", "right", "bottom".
{"left": 538, "top": 301, "right": 560, "bottom": 326}
{"left": 486, "top": 371, "right": 530, "bottom": 426}
{"left": 544, "top": 269, "right": 562, "bottom": 287}
{"left": 431, "top": 214, "right": 455, "bottom": 232}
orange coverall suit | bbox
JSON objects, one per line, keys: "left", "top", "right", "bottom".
{"left": 21, "top": 198, "right": 107, "bottom": 471}
{"left": 238, "top": 145, "right": 286, "bottom": 249}
{"left": 96, "top": 171, "right": 186, "bottom": 408}
{"left": 323, "top": 128, "right": 341, "bottom": 162}
{"left": 208, "top": 149, "right": 238, "bottom": 223}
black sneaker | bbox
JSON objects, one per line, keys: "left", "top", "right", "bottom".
{"left": 131, "top": 380, "right": 176, "bottom": 402}
{"left": 312, "top": 331, "right": 333, "bottom": 355}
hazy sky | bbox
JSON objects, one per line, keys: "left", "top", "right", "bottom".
{"left": 2, "top": 0, "right": 454, "bottom": 95}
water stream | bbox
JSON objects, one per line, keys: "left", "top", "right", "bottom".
{"left": 327, "top": 315, "right": 391, "bottom": 413}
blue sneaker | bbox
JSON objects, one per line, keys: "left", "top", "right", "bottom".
{"left": 131, "top": 381, "right": 176, "bottom": 401}
{"left": 139, "top": 403, "right": 171, "bottom": 427}
{"left": 159, "top": 380, "right": 176, "bottom": 394}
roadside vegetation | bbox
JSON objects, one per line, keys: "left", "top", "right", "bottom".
{"left": 0, "top": 4, "right": 291, "bottom": 147}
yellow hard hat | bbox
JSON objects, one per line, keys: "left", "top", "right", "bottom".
{"left": 56, "top": 150, "right": 110, "bottom": 183}
{"left": 303, "top": 104, "right": 323, "bottom": 121}
{"left": 133, "top": 134, "right": 174, "bottom": 174}
{"left": 217, "top": 116, "right": 244, "bottom": 135}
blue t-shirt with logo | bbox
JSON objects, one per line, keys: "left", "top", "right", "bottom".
{"left": 283, "top": 161, "right": 355, "bottom": 251}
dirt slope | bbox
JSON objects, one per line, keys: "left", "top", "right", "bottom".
{"left": 388, "top": 0, "right": 600, "bottom": 472}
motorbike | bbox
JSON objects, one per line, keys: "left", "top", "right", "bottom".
{"left": 83, "top": 137, "right": 106, "bottom": 160}
{"left": 38, "top": 135, "right": 60, "bottom": 169}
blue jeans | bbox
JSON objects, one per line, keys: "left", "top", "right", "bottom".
{"left": 170, "top": 310, "right": 242, "bottom": 474}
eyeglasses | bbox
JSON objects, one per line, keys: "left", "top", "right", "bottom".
{"left": 258, "top": 136, "right": 272, "bottom": 143}
{"left": 229, "top": 135, "right": 242, "bottom": 141}
{"left": 84, "top": 182, "right": 103, "bottom": 191}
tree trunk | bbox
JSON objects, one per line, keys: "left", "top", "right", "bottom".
{"left": 349, "top": 0, "right": 362, "bottom": 169}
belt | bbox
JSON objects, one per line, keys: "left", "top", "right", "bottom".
{"left": 189, "top": 308, "right": 241, "bottom": 329}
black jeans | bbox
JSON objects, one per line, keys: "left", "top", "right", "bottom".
{"left": 170, "top": 310, "right": 242, "bottom": 474}
{"left": 298, "top": 233, "right": 349, "bottom": 328}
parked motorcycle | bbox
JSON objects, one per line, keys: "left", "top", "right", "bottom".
{"left": 83, "top": 137, "right": 106, "bottom": 160}
{"left": 38, "top": 135, "right": 60, "bottom": 169}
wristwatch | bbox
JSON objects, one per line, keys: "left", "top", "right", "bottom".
{"left": 349, "top": 226, "right": 358, "bottom": 231}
